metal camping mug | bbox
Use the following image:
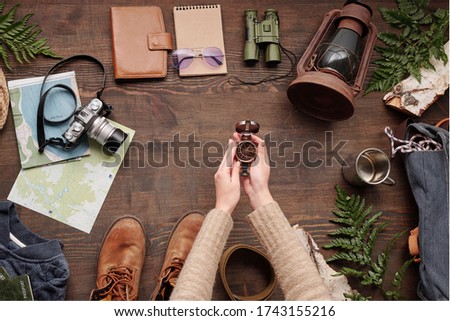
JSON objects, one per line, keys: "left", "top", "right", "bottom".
{"left": 342, "top": 148, "right": 395, "bottom": 186}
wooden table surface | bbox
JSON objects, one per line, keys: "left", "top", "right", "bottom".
{"left": 0, "top": 0, "right": 448, "bottom": 301}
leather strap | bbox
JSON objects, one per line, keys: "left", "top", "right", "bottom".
{"left": 148, "top": 32, "right": 173, "bottom": 51}
{"left": 219, "top": 244, "right": 276, "bottom": 301}
{"left": 408, "top": 227, "right": 421, "bottom": 263}
{"left": 435, "top": 118, "right": 449, "bottom": 130}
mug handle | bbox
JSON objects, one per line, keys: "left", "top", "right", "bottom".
{"left": 382, "top": 177, "right": 396, "bottom": 186}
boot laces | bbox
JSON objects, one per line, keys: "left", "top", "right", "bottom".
{"left": 163, "top": 257, "right": 185, "bottom": 281}
{"left": 154, "top": 258, "right": 185, "bottom": 300}
{"left": 98, "top": 266, "right": 136, "bottom": 300}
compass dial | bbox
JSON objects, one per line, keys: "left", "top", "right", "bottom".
{"left": 236, "top": 141, "right": 257, "bottom": 163}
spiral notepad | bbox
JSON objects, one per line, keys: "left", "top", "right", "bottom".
{"left": 173, "top": 4, "right": 227, "bottom": 77}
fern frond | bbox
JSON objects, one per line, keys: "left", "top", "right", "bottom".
{"left": 378, "top": 32, "right": 402, "bottom": 47}
{"left": 323, "top": 185, "right": 412, "bottom": 300}
{"left": 0, "top": 45, "right": 10, "bottom": 69}
{"left": 0, "top": 4, "right": 19, "bottom": 33}
{"left": 383, "top": 258, "right": 415, "bottom": 300}
{"left": 354, "top": 204, "right": 372, "bottom": 228}
{"left": 392, "top": 258, "right": 414, "bottom": 289}
{"left": 329, "top": 217, "right": 354, "bottom": 226}
{"left": 361, "top": 270, "right": 383, "bottom": 286}
{"left": 328, "top": 226, "right": 357, "bottom": 237}
{"left": 365, "top": 222, "right": 388, "bottom": 257}
{"left": 326, "top": 251, "right": 371, "bottom": 265}
{"left": 356, "top": 211, "right": 382, "bottom": 241}
{"left": 339, "top": 267, "right": 365, "bottom": 278}
{"left": 322, "top": 237, "right": 362, "bottom": 252}
{"left": 0, "top": 3, "right": 61, "bottom": 69}
{"left": 365, "top": 0, "right": 448, "bottom": 93}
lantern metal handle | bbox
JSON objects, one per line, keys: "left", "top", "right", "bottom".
{"left": 352, "top": 22, "right": 377, "bottom": 95}
{"left": 296, "top": 9, "right": 341, "bottom": 75}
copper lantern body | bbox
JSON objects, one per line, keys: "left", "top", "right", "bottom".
{"left": 287, "top": 1, "right": 377, "bottom": 121}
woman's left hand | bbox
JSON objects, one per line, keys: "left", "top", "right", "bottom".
{"left": 214, "top": 139, "right": 241, "bottom": 215}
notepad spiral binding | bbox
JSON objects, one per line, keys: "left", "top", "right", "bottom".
{"left": 174, "top": 4, "right": 219, "bottom": 10}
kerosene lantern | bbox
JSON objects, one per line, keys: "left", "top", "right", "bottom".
{"left": 287, "top": 0, "right": 377, "bottom": 121}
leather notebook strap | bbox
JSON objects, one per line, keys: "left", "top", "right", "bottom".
{"left": 148, "top": 32, "right": 173, "bottom": 51}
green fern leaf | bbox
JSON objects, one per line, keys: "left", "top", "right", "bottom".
{"left": 434, "top": 8, "right": 448, "bottom": 19}
{"left": 328, "top": 226, "right": 357, "bottom": 237}
{"left": 0, "top": 4, "right": 18, "bottom": 33}
{"left": 362, "top": 270, "right": 383, "bottom": 286}
{"left": 366, "top": 0, "right": 448, "bottom": 94}
{"left": 378, "top": 32, "right": 402, "bottom": 46}
{"left": 418, "top": 14, "right": 433, "bottom": 24}
{"left": 392, "top": 258, "right": 414, "bottom": 288}
{"left": 324, "top": 185, "right": 412, "bottom": 300}
{"left": 339, "top": 267, "right": 365, "bottom": 278}
{"left": 326, "top": 251, "right": 370, "bottom": 265}
{"left": 0, "top": 3, "right": 61, "bottom": 70}
{"left": 366, "top": 222, "right": 388, "bottom": 257}
{"left": 331, "top": 209, "right": 351, "bottom": 219}
{"left": 398, "top": 1, "right": 419, "bottom": 16}
{"left": 344, "top": 292, "right": 371, "bottom": 301}
{"left": 410, "top": 9, "right": 425, "bottom": 21}
{"left": 322, "top": 237, "right": 358, "bottom": 250}
{"left": 329, "top": 217, "right": 354, "bottom": 226}
{"left": 0, "top": 45, "right": 10, "bottom": 69}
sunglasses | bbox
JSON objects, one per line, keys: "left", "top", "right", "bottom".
{"left": 172, "top": 47, "right": 224, "bottom": 69}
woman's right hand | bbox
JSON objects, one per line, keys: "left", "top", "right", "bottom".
{"left": 233, "top": 133, "right": 274, "bottom": 210}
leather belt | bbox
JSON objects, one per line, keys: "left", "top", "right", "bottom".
{"left": 219, "top": 244, "right": 276, "bottom": 301}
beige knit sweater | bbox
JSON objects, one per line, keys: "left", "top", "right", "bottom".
{"left": 170, "top": 201, "right": 331, "bottom": 300}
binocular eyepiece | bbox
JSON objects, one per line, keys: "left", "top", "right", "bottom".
{"left": 244, "top": 9, "right": 281, "bottom": 66}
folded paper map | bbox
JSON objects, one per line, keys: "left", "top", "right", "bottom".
{"left": 8, "top": 122, "right": 134, "bottom": 233}
{"left": 8, "top": 71, "right": 89, "bottom": 169}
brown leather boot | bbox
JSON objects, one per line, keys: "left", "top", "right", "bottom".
{"left": 150, "top": 211, "right": 205, "bottom": 300}
{"left": 90, "top": 216, "right": 146, "bottom": 301}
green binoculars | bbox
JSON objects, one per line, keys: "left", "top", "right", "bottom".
{"left": 244, "top": 9, "right": 281, "bottom": 65}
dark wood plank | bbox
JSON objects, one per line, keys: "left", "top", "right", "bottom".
{"left": 0, "top": 0, "right": 448, "bottom": 301}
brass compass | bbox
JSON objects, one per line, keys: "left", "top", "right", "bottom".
{"left": 235, "top": 120, "right": 260, "bottom": 176}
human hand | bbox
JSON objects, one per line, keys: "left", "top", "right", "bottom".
{"left": 233, "top": 133, "right": 274, "bottom": 210}
{"left": 214, "top": 139, "right": 241, "bottom": 215}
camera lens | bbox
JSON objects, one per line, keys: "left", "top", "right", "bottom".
{"left": 103, "top": 128, "right": 128, "bottom": 155}
{"left": 87, "top": 116, "right": 128, "bottom": 155}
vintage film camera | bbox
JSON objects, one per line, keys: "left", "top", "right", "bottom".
{"left": 63, "top": 98, "right": 127, "bottom": 154}
{"left": 235, "top": 120, "right": 260, "bottom": 176}
{"left": 37, "top": 55, "right": 128, "bottom": 155}
{"left": 244, "top": 9, "right": 281, "bottom": 65}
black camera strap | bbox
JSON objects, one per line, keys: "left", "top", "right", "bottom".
{"left": 37, "top": 55, "right": 107, "bottom": 152}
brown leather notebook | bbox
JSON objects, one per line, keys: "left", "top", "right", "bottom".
{"left": 110, "top": 6, "right": 173, "bottom": 79}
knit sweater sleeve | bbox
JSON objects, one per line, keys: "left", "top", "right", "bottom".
{"left": 170, "top": 208, "right": 233, "bottom": 300}
{"left": 247, "top": 202, "right": 331, "bottom": 300}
